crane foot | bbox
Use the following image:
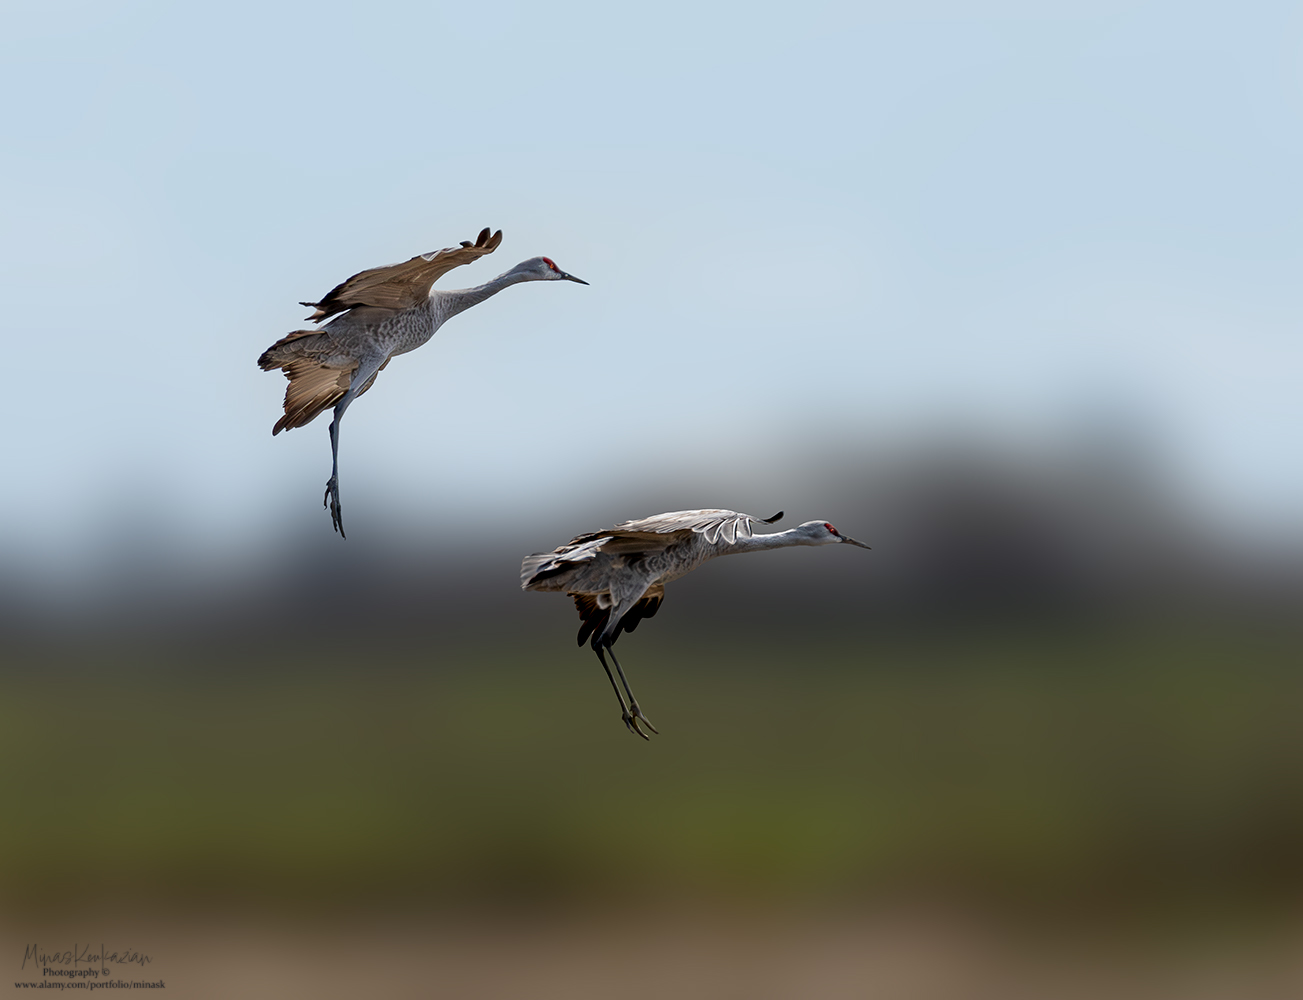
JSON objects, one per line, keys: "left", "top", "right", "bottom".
{"left": 323, "top": 476, "right": 346, "bottom": 538}
{"left": 622, "top": 711, "right": 652, "bottom": 740}
{"left": 630, "top": 705, "right": 659, "bottom": 735}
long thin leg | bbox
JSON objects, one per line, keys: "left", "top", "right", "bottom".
{"left": 324, "top": 408, "right": 345, "bottom": 537}
{"left": 605, "top": 642, "right": 659, "bottom": 735}
{"left": 322, "top": 354, "right": 386, "bottom": 539}
{"left": 595, "top": 646, "right": 649, "bottom": 740}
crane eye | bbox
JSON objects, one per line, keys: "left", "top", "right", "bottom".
{"left": 542, "top": 257, "right": 558, "bottom": 271}
{"left": 824, "top": 523, "right": 837, "bottom": 534}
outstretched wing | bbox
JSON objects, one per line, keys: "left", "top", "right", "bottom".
{"left": 612, "top": 508, "right": 782, "bottom": 545}
{"left": 301, "top": 227, "right": 503, "bottom": 322}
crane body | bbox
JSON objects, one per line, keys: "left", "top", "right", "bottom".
{"left": 521, "top": 509, "right": 870, "bottom": 739}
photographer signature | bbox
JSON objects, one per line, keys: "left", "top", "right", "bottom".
{"left": 21, "top": 943, "right": 152, "bottom": 974}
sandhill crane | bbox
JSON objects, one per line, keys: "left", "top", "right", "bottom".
{"left": 521, "top": 509, "right": 870, "bottom": 739}
{"left": 258, "top": 228, "right": 586, "bottom": 536}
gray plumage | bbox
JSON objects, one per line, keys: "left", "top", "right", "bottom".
{"left": 521, "top": 509, "right": 870, "bottom": 739}
{"left": 258, "top": 227, "right": 587, "bottom": 536}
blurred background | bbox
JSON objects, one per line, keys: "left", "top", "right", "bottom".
{"left": 2, "top": 0, "right": 1301, "bottom": 996}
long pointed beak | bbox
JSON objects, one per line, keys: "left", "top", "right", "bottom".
{"left": 561, "top": 272, "right": 588, "bottom": 285}
{"left": 841, "top": 536, "right": 871, "bottom": 549}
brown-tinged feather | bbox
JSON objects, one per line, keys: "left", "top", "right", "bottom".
{"left": 301, "top": 228, "right": 504, "bottom": 322}
{"left": 256, "top": 329, "right": 321, "bottom": 369}
{"left": 259, "top": 330, "right": 390, "bottom": 434}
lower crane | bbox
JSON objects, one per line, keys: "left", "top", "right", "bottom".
{"left": 521, "top": 509, "right": 870, "bottom": 739}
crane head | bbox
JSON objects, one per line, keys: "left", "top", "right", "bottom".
{"left": 797, "top": 520, "right": 871, "bottom": 549}
{"left": 514, "top": 256, "right": 588, "bottom": 284}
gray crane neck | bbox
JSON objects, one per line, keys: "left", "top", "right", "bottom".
{"left": 434, "top": 270, "right": 534, "bottom": 320}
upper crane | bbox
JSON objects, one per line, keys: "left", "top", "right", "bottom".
{"left": 258, "top": 228, "right": 586, "bottom": 536}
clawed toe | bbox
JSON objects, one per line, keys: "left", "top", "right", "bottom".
{"left": 631, "top": 706, "right": 658, "bottom": 735}
{"left": 622, "top": 712, "right": 651, "bottom": 741}
{"left": 323, "top": 477, "right": 345, "bottom": 538}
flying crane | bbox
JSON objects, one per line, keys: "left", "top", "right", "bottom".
{"left": 259, "top": 228, "right": 586, "bottom": 536}
{"left": 522, "top": 509, "right": 870, "bottom": 738}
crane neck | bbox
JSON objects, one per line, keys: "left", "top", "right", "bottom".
{"left": 724, "top": 528, "right": 811, "bottom": 554}
{"left": 434, "top": 269, "right": 535, "bottom": 320}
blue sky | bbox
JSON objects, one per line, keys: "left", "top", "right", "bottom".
{"left": 2, "top": 0, "right": 1299, "bottom": 566}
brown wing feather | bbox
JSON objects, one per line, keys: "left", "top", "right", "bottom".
{"left": 274, "top": 359, "right": 352, "bottom": 435}
{"left": 301, "top": 228, "right": 503, "bottom": 321}
{"left": 258, "top": 331, "right": 389, "bottom": 435}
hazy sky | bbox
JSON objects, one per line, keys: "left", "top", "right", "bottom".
{"left": 2, "top": 0, "right": 1299, "bottom": 565}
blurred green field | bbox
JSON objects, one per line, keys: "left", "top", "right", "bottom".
{"left": 2, "top": 623, "right": 1301, "bottom": 914}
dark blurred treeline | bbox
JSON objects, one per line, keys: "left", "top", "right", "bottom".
{"left": 2, "top": 435, "right": 1296, "bottom": 650}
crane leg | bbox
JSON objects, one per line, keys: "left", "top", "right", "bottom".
{"left": 324, "top": 409, "right": 346, "bottom": 538}
{"left": 322, "top": 353, "right": 386, "bottom": 539}
{"left": 595, "top": 646, "right": 652, "bottom": 740}
{"left": 602, "top": 641, "right": 659, "bottom": 736}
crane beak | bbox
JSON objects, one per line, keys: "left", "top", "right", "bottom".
{"left": 840, "top": 535, "right": 871, "bottom": 549}
{"left": 561, "top": 272, "right": 589, "bottom": 285}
